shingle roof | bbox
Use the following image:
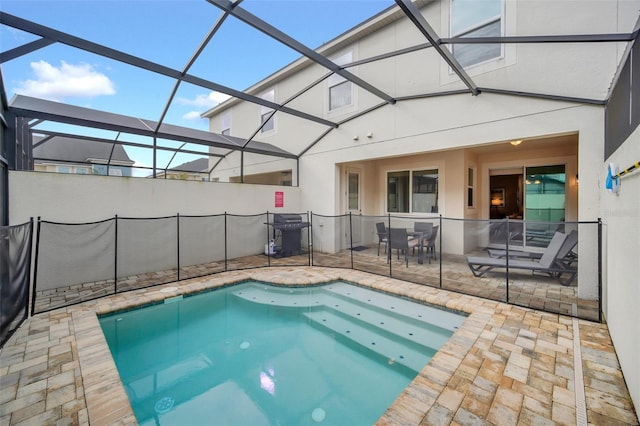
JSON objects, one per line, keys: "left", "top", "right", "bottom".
{"left": 33, "top": 135, "right": 134, "bottom": 164}
{"left": 170, "top": 158, "right": 208, "bottom": 172}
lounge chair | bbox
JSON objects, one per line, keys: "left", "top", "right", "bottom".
{"left": 467, "top": 232, "right": 577, "bottom": 285}
{"left": 487, "top": 230, "right": 578, "bottom": 264}
{"left": 388, "top": 228, "right": 420, "bottom": 267}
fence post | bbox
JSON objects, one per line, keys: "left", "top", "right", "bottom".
{"left": 387, "top": 213, "right": 392, "bottom": 277}
{"left": 224, "top": 212, "right": 228, "bottom": 272}
{"left": 349, "top": 212, "right": 354, "bottom": 269}
{"left": 597, "top": 218, "right": 603, "bottom": 323}
{"left": 266, "top": 211, "right": 271, "bottom": 268}
{"left": 505, "top": 217, "right": 510, "bottom": 303}
{"left": 26, "top": 218, "right": 34, "bottom": 320}
{"left": 309, "top": 212, "right": 314, "bottom": 266}
{"left": 114, "top": 215, "right": 118, "bottom": 294}
{"left": 30, "top": 216, "right": 41, "bottom": 316}
{"left": 439, "top": 215, "right": 443, "bottom": 288}
{"left": 176, "top": 213, "right": 181, "bottom": 281}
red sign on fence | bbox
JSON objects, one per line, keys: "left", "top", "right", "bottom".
{"left": 275, "top": 191, "right": 284, "bottom": 208}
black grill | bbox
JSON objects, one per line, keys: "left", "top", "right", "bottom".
{"left": 271, "top": 214, "right": 310, "bottom": 257}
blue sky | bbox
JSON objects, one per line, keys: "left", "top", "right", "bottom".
{"left": 1, "top": 1, "right": 392, "bottom": 126}
{"left": 1, "top": 0, "right": 392, "bottom": 172}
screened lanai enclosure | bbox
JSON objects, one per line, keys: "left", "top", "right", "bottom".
{"left": 1, "top": 1, "right": 637, "bottom": 186}
{"left": 1, "top": 0, "right": 639, "bottom": 347}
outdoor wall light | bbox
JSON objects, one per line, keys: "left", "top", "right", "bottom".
{"left": 510, "top": 140, "right": 523, "bottom": 146}
{"left": 353, "top": 135, "right": 359, "bottom": 141}
{"left": 366, "top": 132, "right": 373, "bottom": 138}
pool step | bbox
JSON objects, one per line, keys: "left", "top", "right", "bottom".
{"left": 321, "top": 283, "right": 464, "bottom": 332}
{"left": 231, "top": 282, "right": 464, "bottom": 334}
{"left": 232, "top": 285, "right": 330, "bottom": 309}
{"left": 232, "top": 283, "right": 459, "bottom": 350}
{"left": 312, "top": 298, "right": 454, "bottom": 350}
{"left": 303, "top": 309, "right": 435, "bottom": 373}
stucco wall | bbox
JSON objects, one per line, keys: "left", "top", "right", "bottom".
{"left": 601, "top": 127, "right": 640, "bottom": 410}
{"left": 9, "top": 171, "right": 302, "bottom": 224}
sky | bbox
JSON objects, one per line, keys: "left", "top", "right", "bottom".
{"left": 1, "top": 0, "right": 393, "bottom": 173}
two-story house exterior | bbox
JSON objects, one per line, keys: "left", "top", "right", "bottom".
{"left": 202, "top": 0, "right": 639, "bottom": 406}
{"left": 203, "top": 0, "right": 631, "bottom": 227}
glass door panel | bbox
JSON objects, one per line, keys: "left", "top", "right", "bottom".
{"left": 346, "top": 170, "right": 362, "bottom": 247}
{"left": 524, "top": 165, "right": 566, "bottom": 247}
{"left": 348, "top": 172, "right": 359, "bottom": 211}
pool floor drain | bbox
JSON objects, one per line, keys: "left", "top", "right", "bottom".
{"left": 154, "top": 396, "right": 175, "bottom": 414}
{"left": 312, "top": 407, "right": 326, "bottom": 422}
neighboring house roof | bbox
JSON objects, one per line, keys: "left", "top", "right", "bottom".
{"left": 33, "top": 135, "right": 134, "bottom": 165}
{"left": 169, "top": 158, "right": 208, "bottom": 173}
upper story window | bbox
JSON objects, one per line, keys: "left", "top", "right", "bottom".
{"left": 451, "top": 0, "right": 502, "bottom": 68}
{"left": 328, "top": 51, "right": 353, "bottom": 111}
{"left": 221, "top": 111, "right": 231, "bottom": 136}
{"left": 260, "top": 89, "right": 275, "bottom": 133}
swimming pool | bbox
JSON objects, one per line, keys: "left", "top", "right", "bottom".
{"left": 99, "top": 281, "right": 466, "bottom": 425}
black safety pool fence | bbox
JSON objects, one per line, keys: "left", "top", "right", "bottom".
{"left": 1, "top": 212, "right": 603, "bottom": 348}
{"left": 0, "top": 219, "right": 33, "bottom": 347}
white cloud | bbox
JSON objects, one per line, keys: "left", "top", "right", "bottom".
{"left": 177, "top": 91, "right": 231, "bottom": 109}
{"left": 182, "top": 110, "right": 204, "bottom": 121}
{"left": 14, "top": 60, "right": 115, "bottom": 101}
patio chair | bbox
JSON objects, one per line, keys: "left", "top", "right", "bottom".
{"left": 412, "top": 222, "right": 433, "bottom": 255}
{"left": 422, "top": 225, "right": 439, "bottom": 263}
{"left": 467, "top": 231, "right": 578, "bottom": 285}
{"left": 388, "top": 228, "right": 420, "bottom": 267}
{"left": 375, "top": 222, "right": 388, "bottom": 256}
{"left": 487, "top": 229, "right": 578, "bottom": 264}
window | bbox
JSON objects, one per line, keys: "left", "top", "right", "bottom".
{"left": 330, "top": 81, "right": 352, "bottom": 111}
{"left": 467, "top": 167, "right": 475, "bottom": 208}
{"left": 261, "top": 111, "right": 274, "bottom": 132}
{"left": 348, "top": 171, "right": 359, "bottom": 210}
{"left": 328, "top": 51, "right": 353, "bottom": 111}
{"left": 221, "top": 111, "right": 231, "bottom": 136}
{"left": 387, "top": 169, "right": 439, "bottom": 213}
{"left": 451, "top": 0, "right": 502, "bottom": 68}
{"left": 57, "top": 166, "right": 71, "bottom": 174}
{"left": 260, "top": 89, "right": 275, "bottom": 133}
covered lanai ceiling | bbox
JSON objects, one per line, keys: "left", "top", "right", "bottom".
{"left": 1, "top": 0, "right": 639, "bottom": 174}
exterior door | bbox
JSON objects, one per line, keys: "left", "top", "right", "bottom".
{"left": 345, "top": 169, "right": 362, "bottom": 247}
{"left": 524, "top": 165, "right": 566, "bottom": 247}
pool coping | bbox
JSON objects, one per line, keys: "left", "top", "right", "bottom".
{"left": 3, "top": 267, "right": 638, "bottom": 425}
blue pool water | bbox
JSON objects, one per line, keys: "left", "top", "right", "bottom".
{"left": 99, "top": 281, "right": 465, "bottom": 425}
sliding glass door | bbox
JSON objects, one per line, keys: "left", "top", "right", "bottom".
{"left": 524, "top": 165, "right": 566, "bottom": 246}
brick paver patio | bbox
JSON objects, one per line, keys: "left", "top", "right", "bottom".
{"left": 1, "top": 266, "right": 636, "bottom": 425}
